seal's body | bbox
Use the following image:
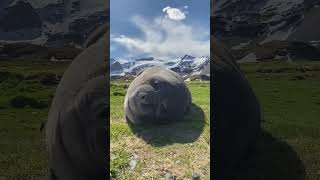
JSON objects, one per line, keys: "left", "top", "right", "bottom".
{"left": 212, "top": 37, "right": 261, "bottom": 179}
{"left": 45, "top": 24, "right": 108, "bottom": 180}
{"left": 124, "top": 67, "right": 191, "bottom": 124}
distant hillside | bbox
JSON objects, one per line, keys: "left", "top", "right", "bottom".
{"left": 212, "top": 0, "right": 320, "bottom": 61}
{"left": 0, "top": 0, "right": 107, "bottom": 47}
{"left": 0, "top": 42, "right": 82, "bottom": 61}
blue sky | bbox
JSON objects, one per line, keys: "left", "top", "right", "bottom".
{"left": 110, "top": 0, "right": 210, "bottom": 60}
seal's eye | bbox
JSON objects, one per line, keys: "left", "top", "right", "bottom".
{"left": 150, "top": 79, "right": 160, "bottom": 91}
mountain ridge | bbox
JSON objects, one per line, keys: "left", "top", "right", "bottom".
{"left": 110, "top": 55, "right": 210, "bottom": 77}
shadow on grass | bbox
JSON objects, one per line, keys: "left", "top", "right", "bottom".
{"left": 127, "top": 103, "right": 206, "bottom": 147}
{"left": 235, "top": 130, "right": 305, "bottom": 180}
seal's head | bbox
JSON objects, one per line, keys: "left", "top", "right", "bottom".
{"left": 124, "top": 67, "right": 191, "bottom": 125}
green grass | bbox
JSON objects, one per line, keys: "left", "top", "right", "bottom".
{"left": 0, "top": 60, "right": 69, "bottom": 180}
{"left": 110, "top": 81, "right": 210, "bottom": 179}
{"left": 1, "top": 59, "right": 319, "bottom": 179}
{"left": 239, "top": 61, "right": 320, "bottom": 180}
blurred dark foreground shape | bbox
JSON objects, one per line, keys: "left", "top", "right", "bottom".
{"left": 211, "top": 37, "right": 305, "bottom": 180}
{"left": 45, "top": 23, "right": 108, "bottom": 180}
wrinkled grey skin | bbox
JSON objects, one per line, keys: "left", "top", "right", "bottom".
{"left": 45, "top": 25, "right": 108, "bottom": 180}
{"left": 212, "top": 37, "right": 261, "bottom": 179}
{"left": 124, "top": 67, "right": 192, "bottom": 124}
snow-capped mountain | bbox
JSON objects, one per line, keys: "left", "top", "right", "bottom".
{"left": 0, "top": 0, "right": 107, "bottom": 47}
{"left": 213, "top": 0, "right": 320, "bottom": 61}
{"left": 110, "top": 55, "right": 210, "bottom": 77}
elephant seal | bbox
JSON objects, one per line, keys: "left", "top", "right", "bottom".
{"left": 212, "top": 37, "right": 261, "bottom": 179}
{"left": 124, "top": 67, "right": 192, "bottom": 124}
{"left": 45, "top": 23, "right": 108, "bottom": 180}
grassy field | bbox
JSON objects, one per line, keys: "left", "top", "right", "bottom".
{"left": 110, "top": 81, "right": 211, "bottom": 179}
{"left": 239, "top": 61, "right": 320, "bottom": 180}
{"left": 0, "top": 60, "right": 69, "bottom": 179}
{"left": 0, "top": 60, "right": 319, "bottom": 179}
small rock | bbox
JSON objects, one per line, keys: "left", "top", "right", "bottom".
{"left": 202, "top": 168, "right": 208, "bottom": 175}
{"left": 129, "top": 159, "right": 137, "bottom": 170}
{"left": 192, "top": 173, "right": 200, "bottom": 180}
{"left": 165, "top": 173, "right": 174, "bottom": 180}
{"left": 133, "top": 154, "right": 139, "bottom": 159}
{"left": 175, "top": 160, "right": 182, "bottom": 164}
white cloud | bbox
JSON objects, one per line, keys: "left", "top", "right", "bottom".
{"left": 111, "top": 15, "right": 209, "bottom": 59}
{"left": 162, "top": 6, "right": 187, "bottom": 21}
